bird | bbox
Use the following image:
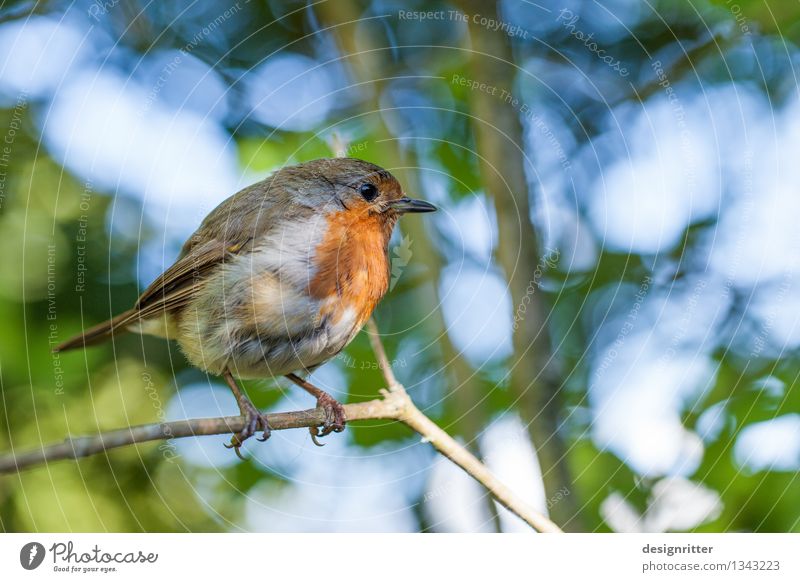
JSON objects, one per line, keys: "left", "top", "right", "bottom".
{"left": 54, "top": 158, "right": 437, "bottom": 455}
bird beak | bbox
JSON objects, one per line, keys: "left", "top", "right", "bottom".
{"left": 388, "top": 197, "right": 438, "bottom": 214}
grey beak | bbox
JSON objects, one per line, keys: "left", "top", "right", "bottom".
{"left": 389, "top": 197, "right": 438, "bottom": 213}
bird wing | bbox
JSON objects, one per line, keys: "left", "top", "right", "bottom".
{"left": 133, "top": 175, "right": 307, "bottom": 321}
{"left": 54, "top": 237, "right": 238, "bottom": 352}
{"left": 132, "top": 238, "right": 233, "bottom": 319}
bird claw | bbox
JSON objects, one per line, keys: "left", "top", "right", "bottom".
{"left": 309, "top": 427, "right": 326, "bottom": 447}
{"left": 224, "top": 401, "right": 271, "bottom": 458}
{"left": 309, "top": 392, "right": 346, "bottom": 446}
{"left": 224, "top": 440, "right": 248, "bottom": 460}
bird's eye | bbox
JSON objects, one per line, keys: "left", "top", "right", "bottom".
{"left": 359, "top": 183, "right": 379, "bottom": 202}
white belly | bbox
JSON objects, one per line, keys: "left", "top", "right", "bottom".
{"left": 169, "top": 248, "right": 362, "bottom": 379}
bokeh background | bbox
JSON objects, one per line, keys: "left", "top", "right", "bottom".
{"left": 1, "top": 0, "right": 799, "bottom": 533}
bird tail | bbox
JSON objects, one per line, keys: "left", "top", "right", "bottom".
{"left": 53, "top": 309, "right": 137, "bottom": 353}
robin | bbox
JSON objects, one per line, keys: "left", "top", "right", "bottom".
{"left": 55, "top": 158, "right": 437, "bottom": 455}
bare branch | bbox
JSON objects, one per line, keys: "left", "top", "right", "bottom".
{"left": 366, "top": 318, "right": 400, "bottom": 389}
{"left": 398, "top": 401, "right": 562, "bottom": 533}
{"left": 366, "top": 319, "right": 562, "bottom": 533}
{"left": 0, "top": 399, "right": 402, "bottom": 475}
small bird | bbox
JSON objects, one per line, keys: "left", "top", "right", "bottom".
{"left": 55, "top": 158, "right": 436, "bottom": 454}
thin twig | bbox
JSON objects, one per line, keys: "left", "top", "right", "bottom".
{"left": 365, "top": 319, "right": 400, "bottom": 389}
{"left": 366, "top": 319, "right": 562, "bottom": 533}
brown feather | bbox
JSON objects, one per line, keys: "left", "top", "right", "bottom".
{"left": 54, "top": 240, "right": 233, "bottom": 352}
{"left": 53, "top": 308, "right": 138, "bottom": 352}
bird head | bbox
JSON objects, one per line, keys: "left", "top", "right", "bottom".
{"left": 283, "top": 158, "right": 437, "bottom": 223}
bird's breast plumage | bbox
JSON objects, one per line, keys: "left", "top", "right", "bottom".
{"left": 308, "top": 208, "right": 393, "bottom": 327}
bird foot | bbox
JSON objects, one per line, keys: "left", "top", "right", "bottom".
{"left": 224, "top": 400, "right": 271, "bottom": 459}
{"left": 309, "top": 392, "right": 346, "bottom": 447}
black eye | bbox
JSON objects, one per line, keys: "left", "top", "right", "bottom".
{"left": 359, "top": 183, "right": 379, "bottom": 202}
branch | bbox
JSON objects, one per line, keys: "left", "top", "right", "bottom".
{"left": 365, "top": 320, "right": 561, "bottom": 533}
{"left": 0, "top": 324, "right": 562, "bottom": 533}
{"left": 0, "top": 399, "right": 401, "bottom": 474}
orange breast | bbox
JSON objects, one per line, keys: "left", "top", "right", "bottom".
{"left": 309, "top": 208, "right": 393, "bottom": 327}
